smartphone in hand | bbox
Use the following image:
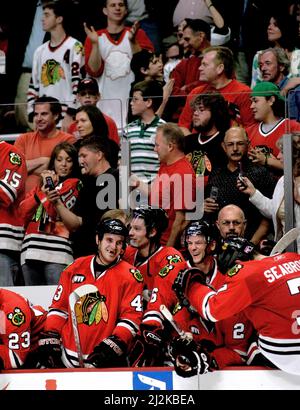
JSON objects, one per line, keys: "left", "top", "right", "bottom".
{"left": 210, "top": 186, "right": 219, "bottom": 201}
{"left": 237, "top": 162, "right": 247, "bottom": 190}
{"left": 45, "top": 176, "right": 56, "bottom": 191}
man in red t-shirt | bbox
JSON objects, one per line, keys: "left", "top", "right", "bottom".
{"left": 149, "top": 123, "right": 196, "bottom": 248}
{"left": 178, "top": 46, "right": 255, "bottom": 135}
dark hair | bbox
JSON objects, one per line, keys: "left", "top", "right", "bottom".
{"left": 33, "top": 96, "right": 62, "bottom": 123}
{"left": 130, "top": 50, "right": 157, "bottom": 83}
{"left": 267, "top": 12, "right": 299, "bottom": 51}
{"left": 42, "top": 0, "right": 74, "bottom": 34}
{"left": 264, "top": 95, "right": 285, "bottom": 117}
{"left": 76, "top": 105, "right": 109, "bottom": 138}
{"left": 79, "top": 134, "right": 111, "bottom": 162}
{"left": 48, "top": 141, "right": 80, "bottom": 180}
{"left": 191, "top": 92, "right": 231, "bottom": 133}
{"left": 184, "top": 18, "right": 211, "bottom": 42}
{"left": 132, "top": 79, "right": 163, "bottom": 112}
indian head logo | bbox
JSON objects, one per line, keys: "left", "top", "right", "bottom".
{"left": 75, "top": 291, "right": 108, "bottom": 325}
{"left": 41, "top": 59, "right": 65, "bottom": 86}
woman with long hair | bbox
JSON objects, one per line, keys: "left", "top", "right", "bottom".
{"left": 20, "top": 142, "right": 82, "bottom": 285}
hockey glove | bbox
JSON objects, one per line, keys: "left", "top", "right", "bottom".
{"left": 140, "top": 323, "right": 164, "bottom": 347}
{"left": 38, "top": 331, "right": 63, "bottom": 368}
{"left": 87, "top": 335, "right": 126, "bottom": 368}
{"left": 170, "top": 336, "right": 217, "bottom": 378}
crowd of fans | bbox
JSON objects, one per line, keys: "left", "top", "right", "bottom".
{"left": 1, "top": 0, "right": 300, "bottom": 378}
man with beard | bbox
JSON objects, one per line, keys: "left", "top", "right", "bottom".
{"left": 183, "top": 92, "right": 231, "bottom": 179}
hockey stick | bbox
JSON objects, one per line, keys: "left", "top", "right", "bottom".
{"left": 159, "top": 305, "right": 191, "bottom": 339}
{"left": 69, "top": 284, "right": 99, "bottom": 368}
{"left": 270, "top": 227, "right": 300, "bottom": 255}
{"left": 159, "top": 305, "right": 200, "bottom": 389}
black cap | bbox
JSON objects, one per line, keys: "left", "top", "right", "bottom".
{"left": 77, "top": 78, "right": 99, "bottom": 94}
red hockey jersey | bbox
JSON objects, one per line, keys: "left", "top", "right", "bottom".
{"left": 0, "top": 141, "right": 27, "bottom": 251}
{"left": 45, "top": 255, "right": 144, "bottom": 367}
{"left": 123, "top": 245, "right": 187, "bottom": 292}
{"left": 20, "top": 178, "right": 82, "bottom": 265}
{"left": 0, "top": 288, "right": 46, "bottom": 369}
{"left": 188, "top": 252, "right": 300, "bottom": 375}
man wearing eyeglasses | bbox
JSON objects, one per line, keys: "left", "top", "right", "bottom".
{"left": 216, "top": 204, "right": 247, "bottom": 239}
{"left": 203, "top": 126, "right": 276, "bottom": 244}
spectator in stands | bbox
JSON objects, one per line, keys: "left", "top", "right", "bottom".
{"left": 251, "top": 11, "right": 300, "bottom": 89}
{"left": 0, "top": 288, "right": 46, "bottom": 369}
{"left": 27, "top": 0, "right": 85, "bottom": 127}
{"left": 130, "top": 49, "right": 164, "bottom": 85}
{"left": 74, "top": 105, "right": 120, "bottom": 169}
{"left": 215, "top": 204, "right": 247, "bottom": 239}
{"left": 149, "top": 123, "right": 196, "bottom": 248}
{"left": 183, "top": 92, "right": 231, "bottom": 178}
{"left": 84, "top": 0, "right": 154, "bottom": 129}
{"left": 238, "top": 132, "right": 300, "bottom": 253}
{"left": 0, "top": 140, "right": 27, "bottom": 286}
{"left": 169, "top": 18, "right": 211, "bottom": 122}
{"left": 19, "top": 142, "right": 82, "bottom": 285}
{"left": 129, "top": 50, "right": 174, "bottom": 121}
{"left": 203, "top": 126, "right": 277, "bottom": 244}
{"left": 70, "top": 136, "right": 120, "bottom": 258}
{"left": 163, "top": 43, "right": 182, "bottom": 83}
{"left": 170, "top": 19, "right": 211, "bottom": 98}
{"left": 14, "top": 96, "right": 75, "bottom": 193}
{"left": 124, "top": 80, "right": 165, "bottom": 183}
{"left": 178, "top": 46, "right": 255, "bottom": 135}
{"left": 257, "top": 47, "right": 300, "bottom": 121}
{"left": 37, "top": 218, "right": 143, "bottom": 368}
{"left": 246, "top": 82, "right": 300, "bottom": 175}
{"left": 67, "top": 78, "right": 119, "bottom": 145}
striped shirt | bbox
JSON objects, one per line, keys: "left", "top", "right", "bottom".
{"left": 124, "top": 115, "right": 165, "bottom": 182}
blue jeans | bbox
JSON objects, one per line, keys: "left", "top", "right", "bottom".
{"left": 22, "top": 260, "right": 67, "bottom": 286}
{"left": 0, "top": 251, "right": 21, "bottom": 286}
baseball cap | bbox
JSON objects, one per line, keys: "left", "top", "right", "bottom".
{"left": 251, "top": 82, "right": 284, "bottom": 100}
{"left": 77, "top": 78, "right": 99, "bottom": 94}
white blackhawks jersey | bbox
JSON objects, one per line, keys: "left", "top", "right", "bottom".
{"left": 27, "top": 36, "right": 84, "bottom": 116}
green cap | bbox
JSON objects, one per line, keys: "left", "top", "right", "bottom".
{"left": 251, "top": 82, "right": 284, "bottom": 100}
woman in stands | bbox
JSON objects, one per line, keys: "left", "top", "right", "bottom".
{"left": 19, "top": 142, "right": 82, "bottom": 285}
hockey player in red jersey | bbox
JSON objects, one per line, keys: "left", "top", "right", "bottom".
{"left": 38, "top": 219, "right": 144, "bottom": 368}
{"left": 123, "top": 206, "right": 186, "bottom": 299}
{"left": 169, "top": 221, "right": 254, "bottom": 374}
{"left": 172, "top": 236, "right": 300, "bottom": 376}
{"left": 0, "top": 288, "right": 46, "bottom": 370}
{"left": 0, "top": 140, "right": 27, "bottom": 286}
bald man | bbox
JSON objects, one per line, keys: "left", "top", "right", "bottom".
{"left": 216, "top": 204, "right": 247, "bottom": 239}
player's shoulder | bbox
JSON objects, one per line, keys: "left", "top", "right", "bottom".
{"left": 117, "top": 259, "right": 144, "bottom": 284}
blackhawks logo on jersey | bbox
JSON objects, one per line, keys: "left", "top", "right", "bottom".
{"left": 41, "top": 59, "right": 65, "bottom": 86}
{"left": 130, "top": 268, "right": 143, "bottom": 283}
{"left": 75, "top": 291, "right": 108, "bottom": 325}
{"left": 9, "top": 152, "right": 22, "bottom": 166}
{"left": 7, "top": 307, "right": 25, "bottom": 327}
{"left": 227, "top": 263, "right": 243, "bottom": 277}
{"left": 159, "top": 254, "right": 182, "bottom": 278}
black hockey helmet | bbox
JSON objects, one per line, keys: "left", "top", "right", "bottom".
{"left": 131, "top": 205, "right": 169, "bottom": 240}
{"left": 184, "top": 220, "right": 213, "bottom": 246}
{"left": 217, "top": 236, "right": 255, "bottom": 274}
{"left": 96, "top": 218, "right": 129, "bottom": 246}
